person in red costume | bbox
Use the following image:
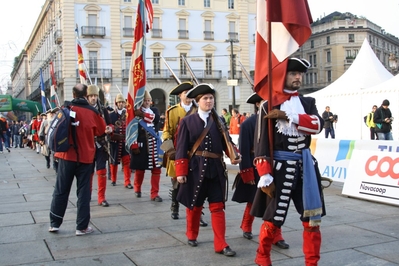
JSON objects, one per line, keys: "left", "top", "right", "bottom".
{"left": 251, "top": 58, "right": 326, "bottom": 266}
{"left": 130, "top": 90, "right": 163, "bottom": 202}
{"left": 175, "top": 83, "right": 241, "bottom": 257}
{"left": 109, "top": 94, "right": 132, "bottom": 188}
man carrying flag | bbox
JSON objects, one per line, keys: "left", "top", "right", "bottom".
{"left": 251, "top": 1, "right": 326, "bottom": 266}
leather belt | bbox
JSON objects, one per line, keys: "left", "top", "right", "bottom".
{"left": 194, "top": 150, "right": 222, "bottom": 159}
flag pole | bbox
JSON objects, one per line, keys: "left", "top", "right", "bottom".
{"left": 267, "top": 12, "right": 274, "bottom": 169}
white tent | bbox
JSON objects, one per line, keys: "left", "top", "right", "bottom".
{"left": 308, "top": 39, "right": 393, "bottom": 140}
{"left": 360, "top": 75, "right": 399, "bottom": 140}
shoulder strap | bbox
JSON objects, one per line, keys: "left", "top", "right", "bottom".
{"left": 188, "top": 115, "right": 214, "bottom": 160}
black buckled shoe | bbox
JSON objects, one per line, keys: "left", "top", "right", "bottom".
{"left": 125, "top": 184, "right": 133, "bottom": 189}
{"left": 187, "top": 240, "right": 198, "bottom": 247}
{"left": 135, "top": 192, "right": 141, "bottom": 198}
{"left": 274, "top": 240, "right": 289, "bottom": 249}
{"left": 217, "top": 246, "right": 236, "bottom": 257}
{"left": 200, "top": 217, "right": 208, "bottom": 227}
{"left": 243, "top": 232, "right": 253, "bottom": 240}
{"left": 99, "top": 200, "right": 109, "bottom": 207}
{"left": 171, "top": 212, "right": 179, "bottom": 220}
{"left": 151, "top": 196, "right": 163, "bottom": 202}
{"left": 111, "top": 182, "right": 116, "bottom": 186}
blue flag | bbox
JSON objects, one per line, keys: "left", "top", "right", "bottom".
{"left": 40, "top": 68, "right": 46, "bottom": 113}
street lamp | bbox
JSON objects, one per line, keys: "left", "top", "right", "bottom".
{"left": 388, "top": 53, "right": 398, "bottom": 74}
{"left": 226, "top": 38, "right": 239, "bottom": 109}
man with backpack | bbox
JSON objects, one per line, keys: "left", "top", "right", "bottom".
{"left": 365, "top": 105, "right": 378, "bottom": 140}
{"left": 49, "top": 84, "right": 107, "bottom": 236}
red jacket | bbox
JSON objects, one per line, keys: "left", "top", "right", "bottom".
{"left": 55, "top": 104, "right": 106, "bottom": 164}
{"left": 229, "top": 115, "right": 246, "bottom": 134}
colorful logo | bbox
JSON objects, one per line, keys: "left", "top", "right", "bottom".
{"left": 335, "top": 140, "right": 355, "bottom": 161}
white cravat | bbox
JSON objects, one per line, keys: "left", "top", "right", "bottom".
{"left": 277, "top": 90, "right": 306, "bottom": 136}
{"left": 181, "top": 102, "right": 192, "bottom": 113}
{"left": 198, "top": 109, "right": 211, "bottom": 128}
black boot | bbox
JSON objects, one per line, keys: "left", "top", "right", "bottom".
{"left": 170, "top": 188, "right": 179, "bottom": 219}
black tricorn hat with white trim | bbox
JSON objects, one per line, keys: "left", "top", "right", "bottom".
{"left": 170, "top": 81, "right": 194, "bottom": 95}
{"left": 246, "top": 92, "right": 263, "bottom": 104}
{"left": 186, "top": 83, "right": 215, "bottom": 99}
{"left": 287, "top": 58, "right": 311, "bottom": 73}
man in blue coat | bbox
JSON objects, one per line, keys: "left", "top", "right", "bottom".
{"left": 175, "top": 83, "right": 241, "bottom": 257}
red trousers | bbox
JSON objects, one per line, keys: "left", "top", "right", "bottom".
{"left": 133, "top": 168, "right": 161, "bottom": 199}
{"left": 255, "top": 221, "right": 321, "bottom": 266}
{"left": 97, "top": 168, "right": 107, "bottom": 204}
{"left": 186, "top": 202, "right": 229, "bottom": 252}
{"left": 110, "top": 155, "right": 131, "bottom": 186}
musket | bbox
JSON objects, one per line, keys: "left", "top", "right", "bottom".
{"left": 161, "top": 56, "right": 182, "bottom": 84}
{"left": 181, "top": 55, "right": 239, "bottom": 161}
{"left": 238, "top": 61, "right": 254, "bottom": 88}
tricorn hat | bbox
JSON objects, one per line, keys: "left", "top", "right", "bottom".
{"left": 287, "top": 58, "right": 311, "bottom": 73}
{"left": 170, "top": 81, "right": 194, "bottom": 96}
{"left": 87, "top": 84, "right": 99, "bottom": 96}
{"left": 246, "top": 92, "right": 263, "bottom": 104}
{"left": 186, "top": 83, "right": 215, "bottom": 99}
{"left": 40, "top": 112, "right": 47, "bottom": 117}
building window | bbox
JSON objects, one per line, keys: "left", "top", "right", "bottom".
{"left": 152, "top": 0, "right": 159, "bottom": 3}
{"left": 369, "top": 35, "right": 372, "bottom": 44}
{"left": 313, "top": 54, "right": 317, "bottom": 67}
{"left": 309, "top": 55, "right": 312, "bottom": 65}
{"left": 346, "top": 50, "right": 352, "bottom": 58}
{"left": 204, "top": 0, "right": 210, "bottom": 7}
{"left": 152, "top": 17, "right": 162, "bottom": 38}
{"left": 228, "top": 0, "right": 234, "bottom": 9}
{"left": 310, "top": 40, "right": 314, "bottom": 49}
{"left": 348, "top": 34, "right": 354, "bottom": 42}
{"left": 89, "top": 51, "right": 98, "bottom": 75}
{"left": 205, "top": 54, "right": 212, "bottom": 75}
{"left": 204, "top": 20, "right": 213, "bottom": 40}
{"left": 327, "top": 70, "right": 332, "bottom": 82}
{"left": 124, "top": 0, "right": 131, "bottom": 2}
{"left": 326, "top": 51, "right": 331, "bottom": 63}
{"left": 123, "top": 16, "right": 133, "bottom": 37}
{"left": 326, "top": 36, "right": 330, "bottom": 45}
{"left": 314, "top": 73, "right": 317, "bottom": 84}
{"left": 180, "top": 53, "right": 187, "bottom": 75}
{"left": 178, "top": 18, "right": 188, "bottom": 39}
{"left": 228, "top": 21, "right": 238, "bottom": 40}
{"left": 178, "top": 0, "right": 185, "bottom": 6}
{"left": 153, "top": 52, "right": 160, "bottom": 75}
{"left": 125, "top": 51, "right": 132, "bottom": 70}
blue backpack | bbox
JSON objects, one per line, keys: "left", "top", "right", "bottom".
{"left": 47, "top": 102, "right": 79, "bottom": 159}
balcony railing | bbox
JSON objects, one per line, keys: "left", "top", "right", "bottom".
{"left": 204, "top": 31, "right": 214, "bottom": 40}
{"left": 151, "top": 29, "right": 162, "bottom": 38}
{"left": 227, "top": 70, "right": 243, "bottom": 80}
{"left": 123, "top": 27, "right": 134, "bottom": 37}
{"left": 54, "top": 30, "right": 62, "bottom": 44}
{"left": 81, "top": 26, "right": 106, "bottom": 37}
{"left": 122, "top": 69, "right": 223, "bottom": 81}
{"left": 228, "top": 32, "right": 238, "bottom": 41}
{"left": 178, "top": 30, "right": 189, "bottom": 39}
{"left": 76, "top": 69, "right": 112, "bottom": 79}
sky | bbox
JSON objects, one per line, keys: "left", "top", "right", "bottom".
{"left": 1, "top": 0, "right": 399, "bottom": 93}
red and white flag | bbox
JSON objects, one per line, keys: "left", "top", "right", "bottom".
{"left": 126, "top": 0, "right": 152, "bottom": 151}
{"left": 75, "top": 27, "right": 87, "bottom": 85}
{"left": 254, "top": 0, "right": 313, "bottom": 105}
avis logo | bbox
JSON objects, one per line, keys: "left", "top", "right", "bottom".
{"left": 335, "top": 140, "right": 355, "bottom": 162}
